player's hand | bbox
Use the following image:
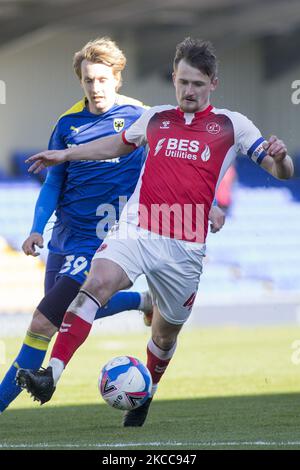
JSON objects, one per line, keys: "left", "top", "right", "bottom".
{"left": 22, "top": 233, "right": 44, "bottom": 257}
{"left": 25, "top": 150, "right": 68, "bottom": 173}
{"left": 263, "top": 136, "right": 287, "bottom": 163}
{"left": 209, "top": 205, "right": 225, "bottom": 233}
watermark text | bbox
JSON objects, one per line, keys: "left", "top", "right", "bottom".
{"left": 291, "top": 80, "right": 300, "bottom": 104}
{"left": 0, "top": 80, "right": 6, "bottom": 104}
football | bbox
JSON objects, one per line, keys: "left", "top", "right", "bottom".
{"left": 98, "top": 355, "right": 152, "bottom": 411}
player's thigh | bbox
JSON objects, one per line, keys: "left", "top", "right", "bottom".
{"left": 147, "top": 244, "right": 204, "bottom": 325}
{"left": 90, "top": 233, "right": 144, "bottom": 299}
{"left": 85, "top": 258, "right": 132, "bottom": 299}
{"left": 148, "top": 272, "right": 200, "bottom": 326}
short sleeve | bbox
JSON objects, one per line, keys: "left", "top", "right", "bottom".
{"left": 234, "top": 112, "right": 267, "bottom": 165}
{"left": 122, "top": 105, "right": 174, "bottom": 148}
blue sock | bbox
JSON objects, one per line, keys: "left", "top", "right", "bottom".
{"left": 0, "top": 331, "right": 50, "bottom": 412}
{"left": 0, "top": 293, "right": 141, "bottom": 411}
{"left": 95, "top": 291, "right": 141, "bottom": 320}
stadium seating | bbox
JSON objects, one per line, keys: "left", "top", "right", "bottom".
{"left": 0, "top": 236, "right": 44, "bottom": 314}
{"left": 0, "top": 181, "right": 52, "bottom": 259}
{"left": 201, "top": 185, "right": 300, "bottom": 305}
{"left": 0, "top": 181, "right": 52, "bottom": 315}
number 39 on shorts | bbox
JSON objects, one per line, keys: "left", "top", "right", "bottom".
{"left": 59, "top": 255, "right": 88, "bottom": 275}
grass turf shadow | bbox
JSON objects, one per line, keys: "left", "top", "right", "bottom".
{"left": 1, "top": 393, "right": 300, "bottom": 449}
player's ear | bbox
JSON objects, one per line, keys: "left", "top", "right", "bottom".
{"left": 114, "top": 71, "right": 122, "bottom": 92}
{"left": 114, "top": 79, "right": 121, "bottom": 92}
{"left": 172, "top": 71, "right": 176, "bottom": 86}
{"left": 210, "top": 77, "right": 218, "bottom": 91}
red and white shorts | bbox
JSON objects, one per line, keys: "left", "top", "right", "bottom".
{"left": 93, "top": 222, "right": 205, "bottom": 325}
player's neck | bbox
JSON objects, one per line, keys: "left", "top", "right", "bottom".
{"left": 198, "top": 101, "right": 211, "bottom": 112}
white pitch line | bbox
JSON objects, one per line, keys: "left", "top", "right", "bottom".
{"left": 1, "top": 441, "right": 300, "bottom": 448}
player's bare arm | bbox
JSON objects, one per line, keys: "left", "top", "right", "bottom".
{"left": 260, "top": 135, "right": 294, "bottom": 179}
{"left": 26, "top": 133, "right": 134, "bottom": 174}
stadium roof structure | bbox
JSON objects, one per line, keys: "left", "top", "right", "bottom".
{"left": 1, "top": 0, "right": 300, "bottom": 80}
{"left": 1, "top": 0, "right": 300, "bottom": 47}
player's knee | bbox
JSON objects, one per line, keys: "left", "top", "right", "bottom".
{"left": 82, "top": 275, "right": 112, "bottom": 305}
{"left": 152, "top": 333, "right": 176, "bottom": 351}
{"left": 30, "top": 310, "right": 57, "bottom": 337}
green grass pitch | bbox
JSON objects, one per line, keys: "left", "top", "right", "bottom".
{"left": 1, "top": 325, "right": 300, "bottom": 450}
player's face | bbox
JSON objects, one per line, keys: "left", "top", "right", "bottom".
{"left": 173, "top": 59, "right": 217, "bottom": 113}
{"left": 80, "top": 60, "right": 119, "bottom": 114}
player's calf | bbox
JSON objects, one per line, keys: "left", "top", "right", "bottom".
{"left": 30, "top": 309, "right": 58, "bottom": 337}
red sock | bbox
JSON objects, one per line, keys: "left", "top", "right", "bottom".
{"left": 50, "top": 289, "right": 100, "bottom": 366}
{"left": 51, "top": 311, "right": 92, "bottom": 367}
{"left": 146, "top": 338, "right": 177, "bottom": 385}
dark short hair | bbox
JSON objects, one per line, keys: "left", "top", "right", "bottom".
{"left": 173, "top": 37, "right": 218, "bottom": 79}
